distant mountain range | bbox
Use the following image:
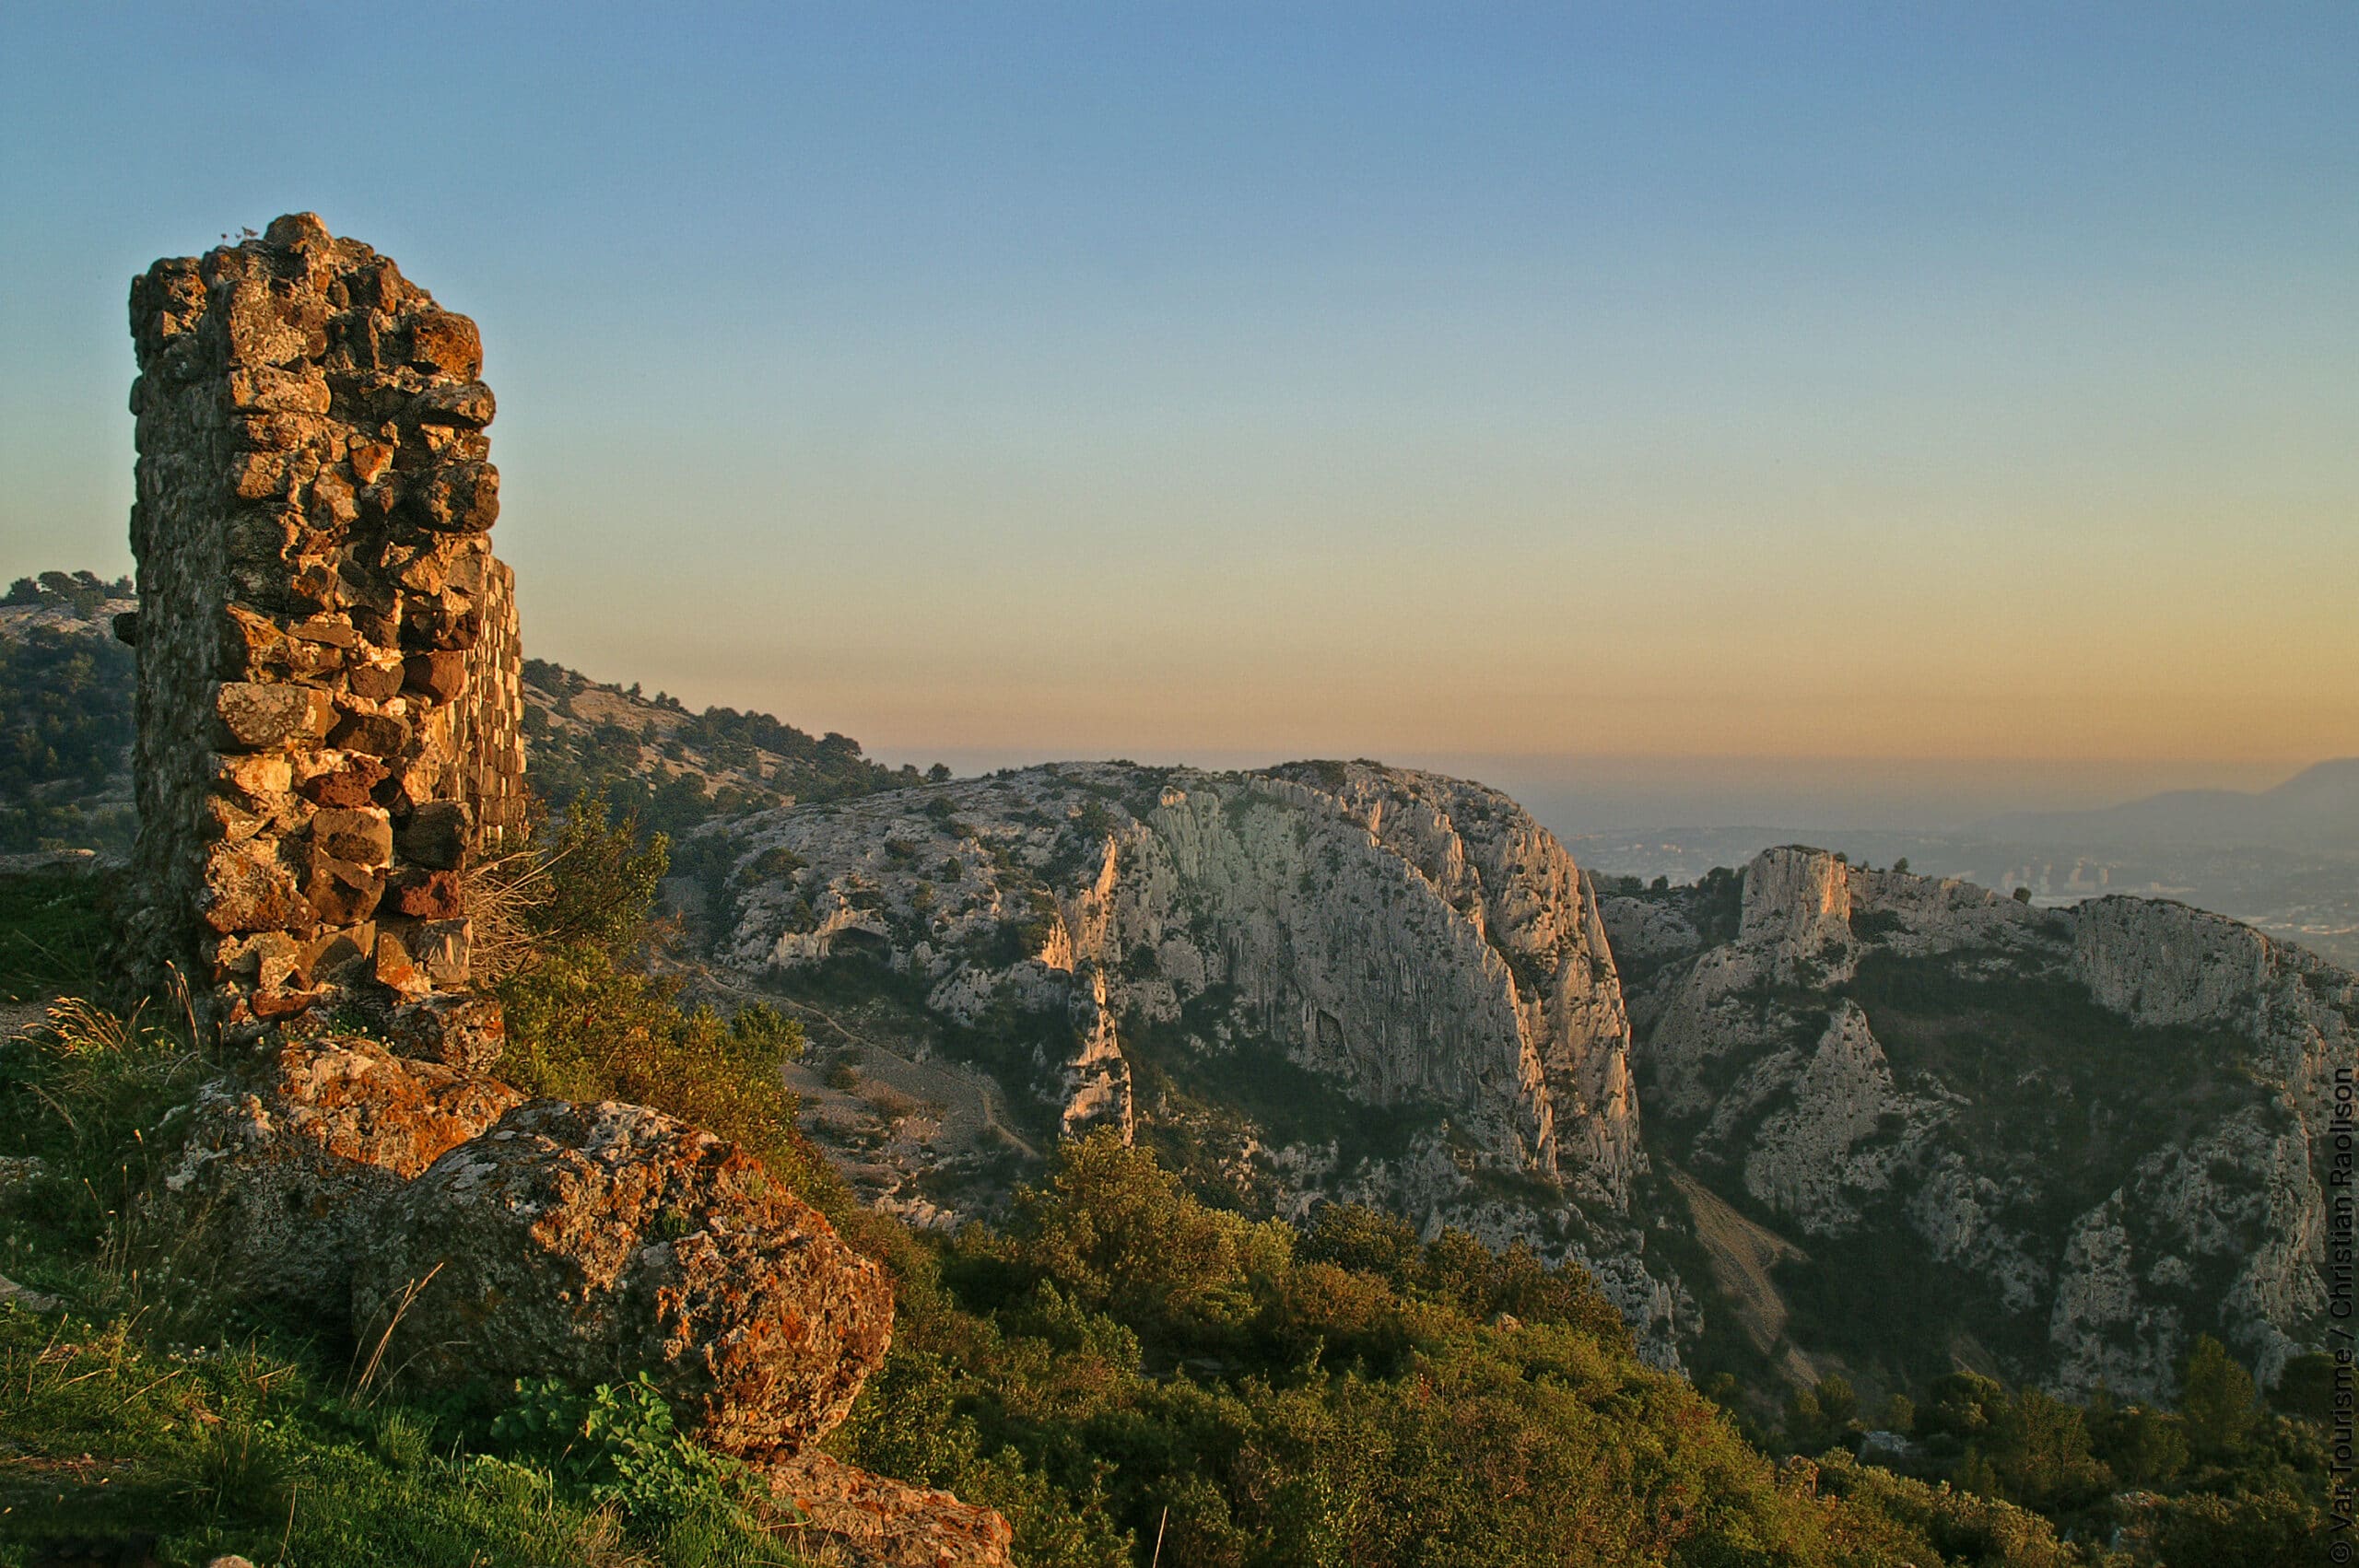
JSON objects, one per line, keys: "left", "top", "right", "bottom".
{"left": 1980, "top": 757, "right": 2359, "bottom": 853}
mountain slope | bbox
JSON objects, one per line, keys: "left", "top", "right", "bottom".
{"left": 0, "top": 574, "right": 136, "bottom": 853}
{"left": 519, "top": 657, "right": 926, "bottom": 837}
{"left": 1603, "top": 847, "right": 2354, "bottom": 1402}
{"left": 0, "top": 572, "right": 921, "bottom": 857}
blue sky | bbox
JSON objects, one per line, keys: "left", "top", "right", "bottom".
{"left": 4, "top": 4, "right": 2353, "bottom": 814}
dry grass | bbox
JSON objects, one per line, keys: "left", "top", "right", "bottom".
{"left": 463, "top": 847, "right": 554, "bottom": 984}
{"left": 9, "top": 993, "right": 237, "bottom": 1335}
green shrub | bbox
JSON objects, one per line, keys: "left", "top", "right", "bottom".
{"left": 495, "top": 799, "right": 827, "bottom": 1202}
{"left": 492, "top": 1372, "right": 768, "bottom": 1532}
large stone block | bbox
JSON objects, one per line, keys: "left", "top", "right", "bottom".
{"left": 214, "top": 682, "right": 332, "bottom": 751}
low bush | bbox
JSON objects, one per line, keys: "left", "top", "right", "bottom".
{"left": 494, "top": 794, "right": 833, "bottom": 1204}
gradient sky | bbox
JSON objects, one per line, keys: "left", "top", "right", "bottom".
{"left": 4, "top": 5, "right": 2353, "bottom": 820}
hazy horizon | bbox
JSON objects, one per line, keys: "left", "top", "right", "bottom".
{"left": 6, "top": 5, "right": 2353, "bottom": 790}
{"left": 857, "top": 744, "right": 2327, "bottom": 837}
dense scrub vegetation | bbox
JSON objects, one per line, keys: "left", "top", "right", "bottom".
{"left": 520, "top": 656, "right": 930, "bottom": 844}
{"left": 1746, "top": 1356, "right": 2327, "bottom": 1566}
{"left": 491, "top": 795, "right": 827, "bottom": 1196}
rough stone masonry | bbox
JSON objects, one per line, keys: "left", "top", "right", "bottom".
{"left": 121, "top": 215, "right": 524, "bottom": 1036}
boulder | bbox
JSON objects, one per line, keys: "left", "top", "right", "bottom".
{"left": 384, "top": 992, "right": 506, "bottom": 1074}
{"left": 758, "top": 1451, "right": 1013, "bottom": 1568}
{"left": 355, "top": 1100, "right": 892, "bottom": 1457}
{"left": 159, "top": 1035, "right": 524, "bottom": 1312}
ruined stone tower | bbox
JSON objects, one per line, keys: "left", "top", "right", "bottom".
{"left": 123, "top": 214, "right": 523, "bottom": 1036}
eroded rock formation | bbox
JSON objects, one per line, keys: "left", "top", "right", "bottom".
{"left": 697, "top": 759, "right": 1684, "bottom": 1362}
{"left": 710, "top": 761, "right": 1639, "bottom": 1204}
{"left": 1609, "top": 845, "right": 2357, "bottom": 1398}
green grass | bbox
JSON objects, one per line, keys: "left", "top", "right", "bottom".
{"left": 0, "top": 1306, "right": 804, "bottom": 1566}
{"left": 0, "top": 867, "right": 115, "bottom": 1001}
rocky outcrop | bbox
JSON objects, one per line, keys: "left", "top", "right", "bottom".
{"left": 1904, "top": 1157, "right": 2048, "bottom": 1314}
{"left": 1738, "top": 1002, "right": 1949, "bottom": 1234}
{"left": 759, "top": 1451, "right": 1015, "bottom": 1567}
{"left": 697, "top": 761, "right": 1688, "bottom": 1361}
{"left": 1737, "top": 848, "right": 1859, "bottom": 985}
{"left": 123, "top": 215, "right": 524, "bottom": 1033}
{"left": 159, "top": 1033, "right": 524, "bottom": 1312}
{"left": 2072, "top": 894, "right": 2282, "bottom": 1028}
{"left": 707, "top": 760, "right": 1639, "bottom": 1211}
{"left": 355, "top": 1099, "right": 893, "bottom": 1457}
{"left": 1616, "top": 844, "right": 2356, "bottom": 1398}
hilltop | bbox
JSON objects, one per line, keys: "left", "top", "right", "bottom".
{"left": 0, "top": 576, "right": 923, "bottom": 857}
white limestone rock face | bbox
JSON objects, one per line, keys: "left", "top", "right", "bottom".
{"left": 1739, "top": 1003, "right": 1951, "bottom": 1235}
{"left": 1905, "top": 1156, "right": 2049, "bottom": 1315}
{"left": 706, "top": 761, "right": 1639, "bottom": 1209}
{"left": 2071, "top": 895, "right": 2276, "bottom": 1028}
{"left": 1738, "top": 848, "right": 1860, "bottom": 986}
{"left": 698, "top": 760, "right": 1674, "bottom": 1352}
{"left": 1621, "top": 845, "right": 2356, "bottom": 1398}
{"left": 2048, "top": 1192, "right": 2186, "bottom": 1400}
{"left": 1594, "top": 896, "right": 1702, "bottom": 971}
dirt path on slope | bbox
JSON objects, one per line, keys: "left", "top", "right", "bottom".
{"left": 1668, "top": 1164, "right": 1819, "bottom": 1385}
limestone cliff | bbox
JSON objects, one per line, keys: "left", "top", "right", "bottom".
{"left": 695, "top": 761, "right": 1674, "bottom": 1355}
{"left": 1607, "top": 847, "right": 2356, "bottom": 1401}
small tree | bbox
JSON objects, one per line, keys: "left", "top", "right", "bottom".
{"left": 2178, "top": 1335, "right": 2258, "bottom": 1459}
{"left": 1986, "top": 1387, "right": 2109, "bottom": 1510}
{"left": 1784, "top": 1375, "right": 1859, "bottom": 1453}
{"left": 2095, "top": 1403, "right": 2188, "bottom": 1487}
{"left": 2272, "top": 1351, "right": 2336, "bottom": 1424}
{"left": 526, "top": 793, "right": 671, "bottom": 957}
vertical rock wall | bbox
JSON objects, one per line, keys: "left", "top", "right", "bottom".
{"left": 123, "top": 214, "right": 522, "bottom": 1032}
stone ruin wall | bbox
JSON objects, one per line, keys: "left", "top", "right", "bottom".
{"left": 123, "top": 214, "right": 523, "bottom": 1037}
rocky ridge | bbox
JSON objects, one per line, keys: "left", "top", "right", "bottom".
{"left": 1606, "top": 846, "right": 2356, "bottom": 1401}
{"left": 689, "top": 759, "right": 2351, "bottom": 1403}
